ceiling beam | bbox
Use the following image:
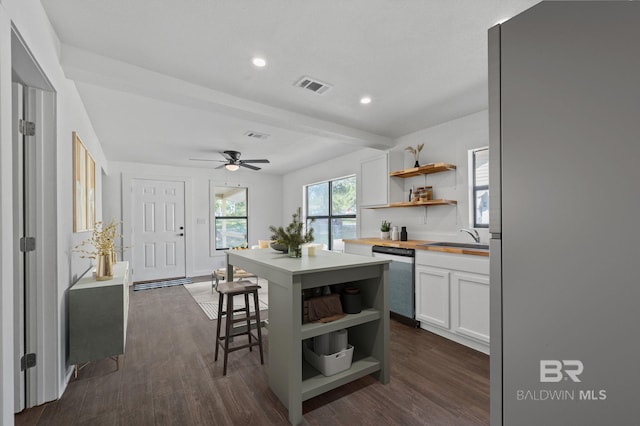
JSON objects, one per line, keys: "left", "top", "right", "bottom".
{"left": 60, "top": 45, "right": 395, "bottom": 150}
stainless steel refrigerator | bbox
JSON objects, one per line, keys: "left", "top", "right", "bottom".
{"left": 489, "top": 2, "right": 640, "bottom": 425}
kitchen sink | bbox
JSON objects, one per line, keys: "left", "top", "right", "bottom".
{"left": 422, "top": 242, "right": 490, "bottom": 250}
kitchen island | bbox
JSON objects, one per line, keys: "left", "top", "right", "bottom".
{"left": 227, "top": 249, "right": 390, "bottom": 425}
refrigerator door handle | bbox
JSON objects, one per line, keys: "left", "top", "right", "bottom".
{"left": 488, "top": 23, "right": 502, "bottom": 235}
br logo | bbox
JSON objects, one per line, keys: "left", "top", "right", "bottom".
{"left": 540, "top": 360, "right": 584, "bottom": 383}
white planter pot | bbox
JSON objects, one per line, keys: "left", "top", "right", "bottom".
{"left": 380, "top": 231, "right": 390, "bottom": 240}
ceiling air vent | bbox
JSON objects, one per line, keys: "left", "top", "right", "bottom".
{"left": 295, "top": 76, "right": 332, "bottom": 95}
{"left": 245, "top": 131, "right": 270, "bottom": 140}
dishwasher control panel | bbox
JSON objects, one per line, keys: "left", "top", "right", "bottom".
{"left": 372, "top": 246, "right": 415, "bottom": 257}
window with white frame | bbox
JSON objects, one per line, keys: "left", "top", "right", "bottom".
{"left": 470, "top": 147, "right": 489, "bottom": 228}
{"left": 213, "top": 186, "right": 248, "bottom": 250}
{"left": 305, "top": 175, "right": 356, "bottom": 250}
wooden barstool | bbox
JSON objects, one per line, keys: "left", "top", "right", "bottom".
{"left": 212, "top": 271, "right": 264, "bottom": 376}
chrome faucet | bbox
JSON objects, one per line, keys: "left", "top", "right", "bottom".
{"left": 460, "top": 228, "right": 480, "bottom": 243}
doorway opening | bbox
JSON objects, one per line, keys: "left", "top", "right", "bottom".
{"left": 11, "top": 29, "right": 57, "bottom": 412}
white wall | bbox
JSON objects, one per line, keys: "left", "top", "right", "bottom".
{"left": 103, "top": 162, "right": 283, "bottom": 277}
{"left": 281, "top": 147, "right": 381, "bottom": 221}
{"left": 282, "top": 110, "right": 490, "bottom": 245}
{"left": 0, "top": 0, "right": 108, "bottom": 422}
{"left": 373, "top": 110, "right": 490, "bottom": 243}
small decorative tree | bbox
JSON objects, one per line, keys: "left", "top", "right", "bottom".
{"left": 269, "top": 207, "right": 314, "bottom": 258}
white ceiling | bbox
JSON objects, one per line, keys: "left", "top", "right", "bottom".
{"left": 40, "top": 0, "right": 540, "bottom": 175}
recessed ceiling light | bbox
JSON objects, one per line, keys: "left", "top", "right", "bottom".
{"left": 360, "top": 96, "right": 372, "bottom": 105}
{"left": 252, "top": 57, "right": 266, "bottom": 67}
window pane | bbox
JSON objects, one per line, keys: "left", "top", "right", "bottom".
{"left": 474, "top": 149, "right": 489, "bottom": 187}
{"left": 307, "top": 182, "right": 329, "bottom": 216}
{"left": 475, "top": 189, "right": 489, "bottom": 226}
{"left": 216, "top": 218, "right": 247, "bottom": 249}
{"left": 215, "top": 187, "right": 247, "bottom": 216}
{"left": 331, "top": 217, "right": 356, "bottom": 242}
{"left": 308, "top": 218, "right": 329, "bottom": 248}
{"left": 331, "top": 176, "right": 356, "bottom": 216}
{"left": 212, "top": 186, "right": 248, "bottom": 252}
{"left": 305, "top": 175, "right": 356, "bottom": 250}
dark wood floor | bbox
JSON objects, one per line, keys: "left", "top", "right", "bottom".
{"left": 16, "top": 285, "right": 489, "bottom": 425}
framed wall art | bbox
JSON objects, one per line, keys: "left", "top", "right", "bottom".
{"left": 73, "top": 132, "right": 96, "bottom": 232}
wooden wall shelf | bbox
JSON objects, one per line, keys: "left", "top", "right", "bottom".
{"left": 389, "top": 162, "right": 456, "bottom": 178}
{"left": 365, "top": 199, "right": 458, "bottom": 209}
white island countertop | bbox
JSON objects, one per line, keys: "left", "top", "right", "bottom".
{"left": 227, "top": 248, "right": 389, "bottom": 279}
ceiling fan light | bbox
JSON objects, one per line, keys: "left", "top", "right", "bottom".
{"left": 252, "top": 57, "right": 266, "bottom": 67}
{"left": 225, "top": 164, "right": 240, "bottom": 171}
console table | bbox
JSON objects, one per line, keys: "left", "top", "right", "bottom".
{"left": 68, "top": 261, "right": 130, "bottom": 377}
{"left": 227, "top": 250, "right": 390, "bottom": 425}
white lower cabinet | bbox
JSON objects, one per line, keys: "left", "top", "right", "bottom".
{"left": 415, "top": 266, "right": 450, "bottom": 329}
{"left": 415, "top": 251, "right": 489, "bottom": 354}
{"left": 451, "top": 272, "right": 490, "bottom": 344}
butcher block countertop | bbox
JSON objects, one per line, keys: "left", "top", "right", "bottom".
{"left": 343, "top": 238, "right": 490, "bottom": 257}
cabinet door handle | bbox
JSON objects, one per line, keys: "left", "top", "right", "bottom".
{"left": 178, "top": 233, "right": 184, "bottom": 237}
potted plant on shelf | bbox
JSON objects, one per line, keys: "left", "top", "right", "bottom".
{"left": 380, "top": 220, "right": 391, "bottom": 240}
{"left": 269, "top": 207, "right": 315, "bottom": 258}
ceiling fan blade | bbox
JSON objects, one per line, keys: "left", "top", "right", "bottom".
{"left": 189, "top": 158, "right": 224, "bottom": 162}
{"left": 215, "top": 164, "right": 227, "bottom": 169}
{"left": 221, "top": 151, "right": 235, "bottom": 161}
{"left": 240, "top": 159, "right": 270, "bottom": 163}
{"left": 239, "top": 163, "right": 261, "bottom": 171}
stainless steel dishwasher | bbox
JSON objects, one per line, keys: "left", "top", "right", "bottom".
{"left": 372, "top": 246, "right": 417, "bottom": 326}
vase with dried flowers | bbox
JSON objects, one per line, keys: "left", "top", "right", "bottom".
{"left": 405, "top": 143, "right": 424, "bottom": 167}
{"left": 269, "top": 207, "right": 314, "bottom": 258}
{"left": 74, "top": 218, "right": 122, "bottom": 280}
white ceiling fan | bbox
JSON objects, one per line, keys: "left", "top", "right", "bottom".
{"left": 189, "top": 150, "right": 270, "bottom": 171}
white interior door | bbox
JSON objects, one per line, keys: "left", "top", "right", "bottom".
{"left": 13, "top": 83, "right": 39, "bottom": 412}
{"left": 13, "top": 82, "right": 26, "bottom": 413}
{"left": 131, "top": 179, "right": 186, "bottom": 282}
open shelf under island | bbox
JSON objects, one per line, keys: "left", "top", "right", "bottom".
{"left": 227, "top": 249, "right": 390, "bottom": 426}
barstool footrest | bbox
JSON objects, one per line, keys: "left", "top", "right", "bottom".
{"left": 227, "top": 314, "right": 260, "bottom": 324}
{"left": 216, "top": 337, "right": 262, "bottom": 353}
{"left": 217, "top": 330, "right": 260, "bottom": 341}
{"left": 220, "top": 306, "right": 249, "bottom": 315}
